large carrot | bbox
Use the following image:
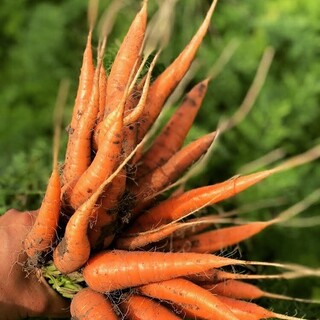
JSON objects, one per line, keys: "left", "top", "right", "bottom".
{"left": 120, "top": 294, "right": 182, "bottom": 320}
{"left": 139, "top": 278, "right": 239, "bottom": 320}
{"left": 82, "top": 249, "right": 302, "bottom": 292}
{"left": 137, "top": 79, "right": 209, "bottom": 178}
{"left": 136, "top": 0, "right": 218, "bottom": 143}
{"left": 70, "top": 288, "right": 118, "bottom": 320}
{"left": 128, "top": 170, "right": 272, "bottom": 233}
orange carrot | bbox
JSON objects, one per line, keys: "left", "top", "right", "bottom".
{"left": 68, "top": 93, "right": 125, "bottom": 209}
{"left": 136, "top": 0, "right": 217, "bottom": 143}
{"left": 131, "top": 131, "right": 217, "bottom": 213}
{"left": 169, "top": 221, "right": 272, "bottom": 253}
{"left": 82, "top": 249, "right": 298, "bottom": 292}
{"left": 139, "top": 278, "right": 239, "bottom": 320}
{"left": 216, "top": 295, "right": 306, "bottom": 320}
{"left": 120, "top": 294, "right": 182, "bottom": 320}
{"left": 128, "top": 170, "right": 272, "bottom": 233}
{"left": 96, "top": 63, "right": 108, "bottom": 126}
{"left": 137, "top": 79, "right": 209, "bottom": 178}
{"left": 70, "top": 288, "right": 118, "bottom": 320}
{"left": 203, "top": 279, "right": 319, "bottom": 304}
{"left": 104, "top": 0, "right": 147, "bottom": 116}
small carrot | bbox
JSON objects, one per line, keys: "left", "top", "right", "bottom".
{"left": 137, "top": 79, "right": 209, "bottom": 178}
{"left": 120, "top": 294, "right": 182, "bottom": 320}
{"left": 82, "top": 249, "right": 302, "bottom": 292}
{"left": 216, "top": 295, "right": 307, "bottom": 320}
{"left": 131, "top": 131, "right": 217, "bottom": 213}
{"left": 128, "top": 170, "right": 272, "bottom": 233}
{"left": 136, "top": 0, "right": 218, "bottom": 143}
{"left": 104, "top": 0, "right": 147, "bottom": 117}
{"left": 95, "top": 63, "right": 108, "bottom": 126}
{"left": 203, "top": 279, "right": 320, "bottom": 304}
{"left": 139, "top": 278, "right": 239, "bottom": 320}
{"left": 70, "top": 288, "right": 118, "bottom": 320}
{"left": 24, "top": 79, "right": 68, "bottom": 259}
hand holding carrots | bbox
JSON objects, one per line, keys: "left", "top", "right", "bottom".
{"left": 0, "top": 209, "right": 69, "bottom": 319}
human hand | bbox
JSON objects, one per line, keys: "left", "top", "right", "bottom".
{"left": 0, "top": 209, "right": 69, "bottom": 320}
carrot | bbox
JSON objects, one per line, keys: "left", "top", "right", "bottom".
{"left": 70, "top": 288, "right": 118, "bottom": 320}
{"left": 216, "top": 295, "right": 307, "bottom": 320}
{"left": 68, "top": 91, "right": 125, "bottom": 209}
{"left": 104, "top": 0, "right": 147, "bottom": 117}
{"left": 63, "top": 38, "right": 106, "bottom": 189}
{"left": 24, "top": 79, "right": 68, "bottom": 259}
{"left": 203, "top": 279, "right": 320, "bottom": 304}
{"left": 168, "top": 221, "right": 272, "bottom": 253}
{"left": 131, "top": 131, "right": 217, "bottom": 213}
{"left": 136, "top": 0, "right": 218, "bottom": 143}
{"left": 139, "top": 278, "right": 239, "bottom": 320}
{"left": 137, "top": 79, "right": 209, "bottom": 178}
{"left": 96, "top": 63, "right": 108, "bottom": 126}
{"left": 120, "top": 294, "right": 182, "bottom": 320}
{"left": 82, "top": 249, "right": 302, "bottom": 292}
{"left": 128, "top": 170, "right": 272, "bottom": 233}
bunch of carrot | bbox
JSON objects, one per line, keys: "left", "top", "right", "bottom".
{"left": 21, "top": 0, "right": 320, "bottom": 319}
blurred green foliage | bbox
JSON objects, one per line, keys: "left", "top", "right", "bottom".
{"left": 0, "top": 0, "right": 319, "bottom": 319}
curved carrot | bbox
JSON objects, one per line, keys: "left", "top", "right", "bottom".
{"left": 136, "top": 0, "right": 218, "bottom": 142}
{"left": 128, "top": 170, "right": 272, "bottom": 233}
{"left": 139, "top": 278, "right": 239, "bottom": 320}
{"left": 120, "top": 294, "right": 181, "bottom": 320}
{"left": 137, "top": 79, "right": 209, "bottom": 178}
{"left": 70, "top": 288, "right": 118, "bottom": 320}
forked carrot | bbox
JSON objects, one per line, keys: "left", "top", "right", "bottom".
{"left": 139, "top": 278, "right": 239, "bottom": 320}
{"left": 203, "top": 279, "right": 320, "bottom": 304}
{"left": 128, "top": 170, "right": 272, "bottom": 233}
{"left": 82, "top": 249, "right": 305, "bottom": 292}
{"left": 24, "top": 80, "right": 68, "bottom": 259}
{"left": 216, "top": 295, "right": 308, "bottom": 320}
{"left": 70, "top": 288, "right": 118, "bottom": 320}
{"left": 131, "top": 131, "right": 217, "bottom": 213}
{"left": 136, "top": 0, "right": 218, "bottom": 143}
{"left": 137, "top": 79, "right": 209, "bottom": 178}
{"left": 120, "top": 294, "right": 181, "bottom": 320}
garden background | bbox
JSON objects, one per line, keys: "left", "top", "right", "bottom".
{"left": 0, "top": 0, "right": 319, "bottom": 319}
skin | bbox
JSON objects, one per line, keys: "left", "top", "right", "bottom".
{"left": 0, "top": 209, "right": 69, "bottom": 320}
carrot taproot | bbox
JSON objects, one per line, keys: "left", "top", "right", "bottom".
{"left": 203, "top": 279, "right": 320, "bottom": 304}
{"left": 62, "top": 38, "right": 106, "bottom": 189}
{"left": 96, "top": 63, "right": 108, "bottom": 126}
{"left": 137, "top": 79, "right": 209, "bottom": 178}
{"left": 131, "top": 131, "right": 217, "bottom": 213}
{"left": 82, "top": 249, "right": 302, "bottom": 292}
{"left": 104, "top": 0, "right": 147, "bottom": 117}
{"left": 136, "top": 0, "right": 217, "bottom": 143}
{"left": 169, "top": 221, "right": 272, "bottom": 253}
{"left": 24, "top": 79, "right": 68, "bottom": 258}
{"left": 139, "top": 278, "right": 239, "bottom": 320}
{"left": 216, "top": 295, "right": 307, "bottom": 320}
{"left": 120, "top": 294, "right": 182, "bottom": 320}
{"left": 68, "top": 92, "right": 125, "bottom": 209}
{"left": 70, "top": 288, "right": 118, "bottom": 320}
{"left": 128, "top": 170, "right": 272, "bottom": 233}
